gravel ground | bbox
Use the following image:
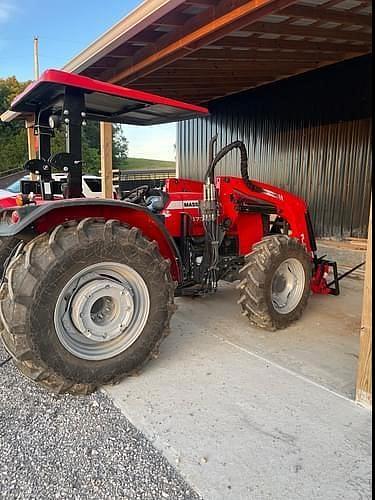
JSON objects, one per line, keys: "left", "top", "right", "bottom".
{"left": 0, "top": 345, "right": 200, "bottom": 500}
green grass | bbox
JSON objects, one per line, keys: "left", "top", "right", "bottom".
{"left": 119, "top": 157, "right": 176, "bottom": 170}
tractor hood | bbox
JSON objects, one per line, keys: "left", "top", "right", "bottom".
{"left": 1, "top": 69, "right": 209, "bottom": 126}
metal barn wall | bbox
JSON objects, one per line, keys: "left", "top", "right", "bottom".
{"left": 177, "top": 56, "right": 372, "bottom": 239}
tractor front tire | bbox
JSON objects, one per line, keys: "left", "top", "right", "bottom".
{"left": 237, "top": 235, "right": 312, "bottom": 331}
{"left": 0, "top": 219, "right": 175, "bottom": 395}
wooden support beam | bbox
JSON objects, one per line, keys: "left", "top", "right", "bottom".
{"left": 105, "top": 45, "right": 137, "bottom": 58}
{"left": 212, "top": 36, "right": 371, "bottom": 53}
{"left": 128, "top": 31, "right": 166, "bottom": 45}
{"left": 351, "top": 0, "right": 372, "bottom": 13}
{"left": 137, "top": 70, "right": 299, "bottom": 81}
{"left": 153, "top": 12, "right": 191, "bottom": 28}
{"left": 110, "top": 0, "right": 298, "bottom": 84}
{"left": 100, "top": 122, "right": 113, "bottom": 199}
{"left": 132, "top": 81, "right": 275, "bottom": 90}
{"left": 281, "top": 4, "right": 372, "bottom": 28}
{"left": 248, "top": 21, "right": 372, "bottom": 43}
{"left": 356, "top": 199, "right": 372, "bottom": 408}
{"left": 185, "top": 47, "right": 357, "bottom": 62}
{"left": 91, "top": 56, "right": 132, "bottom": 69}
{"left": 138, "top": 59, "right": 301, "bottom": 72}
{"left": 26, "top": 120, "right": 36, "bottom": 160}
{"left": 185, "top": 0, "right": 218, "bottom": 6}
{"left": 26, "top": 119, "right": 37, "bottom": 181}
{"left": 132, "top": 73, "right": 290, "bottom": 86}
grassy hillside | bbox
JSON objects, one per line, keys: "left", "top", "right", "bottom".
{"left": 120, "top": 157, "right": 176, "bottom": 170}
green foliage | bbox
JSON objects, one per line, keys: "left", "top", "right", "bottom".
{"left": 0, "top": 77, "right": 31, "bottom": 173}
{"left": 51, "top": 125, "right": 101, "bottom": 175}
{"left": 113, "top": 124, "right": 129, "bottom": 168}
{"left": 0, "top": 76, "right": 129, "bottom": 175}
{"left": 51, "top": 123, "right": 128, "bottom": 174}
{"left": 120, "top": 157, "right": 176, "bottom": 170}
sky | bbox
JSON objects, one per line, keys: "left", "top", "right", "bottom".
{"left": 0, "top": 0, "right": 176, "bottom": 161}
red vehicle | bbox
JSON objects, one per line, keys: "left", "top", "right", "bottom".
{"left": 0, "top": 70, "right": 338, "bottom": 395}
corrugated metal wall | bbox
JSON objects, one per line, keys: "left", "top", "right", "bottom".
{"left": 177, "top": 56, "right": 372, "bottom": 239}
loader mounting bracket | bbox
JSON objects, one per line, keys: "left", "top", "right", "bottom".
{"left": 311, "top": 258, "right": 340, "bottom": 296}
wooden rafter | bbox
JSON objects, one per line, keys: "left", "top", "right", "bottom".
{"left": 152, "top": 11, "right": 191, "bottom": 28}
{"left": 246, "top": 21, "right": 372, "bottom": 43}
{"left": 184, "top": 48, "right": 361, "bottom": 61}
{"left": 109, "top": 0, "right": 299, "bottom": 85}
{"left": 155, "top": 58, "right": 317, "bottom": 69}
{"left": 74, "top": 0, "right": 372, "bottom": 105}
{"left": 210, "top": 36, "right": 371, "bottom": 53}
{"left": 131, "top": 78, "right": 283, "bottom": 88}
{"left": 280, "top": 4, "right": 372, "bottom": 28}
{"left": 185, "top": 0, "right": 219, "bottom": 6}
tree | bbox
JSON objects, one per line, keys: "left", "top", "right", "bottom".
{"left": 0, "top": 76, "right": 129, "bottom": 175}
{"left": 0, "top": 77, "right": 31, "bottom": 173}
{"left": 51, "top": 122, "right": 101, "bottom": 175}
{"left": 51, "top": 122, "right": 128, "bottom": 174}
{"left": 112, "top": 124, "right": 129, "bottom": 168}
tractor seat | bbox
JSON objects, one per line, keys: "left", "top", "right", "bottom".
{"left": 145, "top": 189, "right": 169, "bottom": 213}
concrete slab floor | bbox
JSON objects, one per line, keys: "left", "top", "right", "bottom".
{"left": 106, "top": 276, "right": 372, "bottom": 500}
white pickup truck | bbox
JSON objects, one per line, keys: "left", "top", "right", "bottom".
{"left": 5, "top": 173, "right": 111, "bottom": 198}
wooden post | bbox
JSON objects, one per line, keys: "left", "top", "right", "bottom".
{"left": 356, "top": 198, "right": 372, "bottom": 408}
{"left": 25, "top": 119, "right": 38, "bottom": 181}
{"left": 100, "top": 122, "right": 113, "bottom": 199}
{"left": 26, "top": 119, "right": 36, "bottom": 160}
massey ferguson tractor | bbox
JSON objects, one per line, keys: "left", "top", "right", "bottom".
{"left": 0, "top": 70, "right": 340, "bottom": 395}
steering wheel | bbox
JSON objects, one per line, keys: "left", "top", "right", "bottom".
{"left": 122, "top": 185, "right": 150, "bottom": 204}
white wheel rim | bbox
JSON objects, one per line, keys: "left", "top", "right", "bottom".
{"left": 271, "top": 258, "right": 306, "bottom": 315}
{"left": 54, "top": 262, "right": 150, "bottom": 361}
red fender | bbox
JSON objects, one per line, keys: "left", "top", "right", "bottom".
{"left": 0, "top": 199, "right": 182, "bottom": 282}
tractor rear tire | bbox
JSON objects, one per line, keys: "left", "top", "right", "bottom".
{"left": 0, "top": 219, "right": 176, "bottom": 395}
{"left": 0, "top": 236, "right": 20, "bottom": 278}
{"left": 237, "top": 235, "right": 312, "bottom": 331}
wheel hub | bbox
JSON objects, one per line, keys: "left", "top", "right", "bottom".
{"left": 70, "top": 280, "right": 134, "bottom": 343}
{"left": 54, "top": 262, "right": 150, "bottom": 361}
{"left": 271, "top": 258, "right": 305, "bottom": 315}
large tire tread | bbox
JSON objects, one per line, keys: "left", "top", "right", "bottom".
{"left": 0, "top": 218, "right": 176, "bottom": 395}
{"left": 237, "top": 235, "right": 311, "bottom": 331}
{"left": 0, "top": 236, "right": 21, "bottom": 278}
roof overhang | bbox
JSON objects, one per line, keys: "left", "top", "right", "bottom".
{"left": 63, "top": 0, "right": 187, "bottom": 74}
{"left": 62, "top": 0, "right": 372, "bottom": 104}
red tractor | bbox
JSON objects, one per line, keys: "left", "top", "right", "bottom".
{"left": 0, "top": 70, "right": 339, "bottom": 395}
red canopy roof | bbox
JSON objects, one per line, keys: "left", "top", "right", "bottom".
{"left": 3, "top": 69, "right": 209, "bottom": 126}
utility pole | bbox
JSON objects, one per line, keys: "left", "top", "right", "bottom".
{"left": 28, "top": 36, "right": 40, "bottom": 167}
{"left": 33, "top": 36, "right": 39, "bottom": 80}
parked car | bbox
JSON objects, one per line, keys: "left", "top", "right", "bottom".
{"left": 0, "top": 189, "right": 22, "bottom": 208}
{"left": 5, "top": 174, "right": 105, "bottom": 198}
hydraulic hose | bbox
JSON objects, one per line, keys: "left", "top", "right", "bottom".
{"left": 205, "top": 140, "right": 261, "bottom": 192}
{"left": 202, "top": 139, "right": 261, "bottom": 292}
